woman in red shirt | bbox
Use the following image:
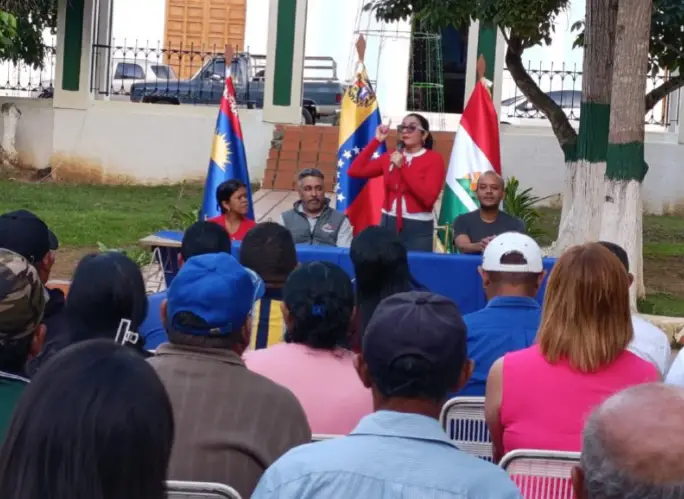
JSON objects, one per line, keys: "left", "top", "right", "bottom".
{"left": 348, "top": 113, "right": 445, "bottom": 252}
{"left": 207, "top": 179, "right": 256, "bottom": 241}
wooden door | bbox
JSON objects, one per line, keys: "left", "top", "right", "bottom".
{"left": 164, "top": 0, "right": 246, "bottom": 78}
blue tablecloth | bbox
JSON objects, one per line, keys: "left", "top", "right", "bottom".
{"left": 148, "top": 230, "right": 555, "bottom": 315}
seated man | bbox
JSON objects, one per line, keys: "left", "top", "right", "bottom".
{"left": 452, "top": 171, "right": 525, "bottom": 255}
{"left": 0, "top": 249, "right": 46, "bottom": 438}
{"left": 148, "top": 252, "right": 310, "bottom": 498}
{"left": 0, "top": 210, "right": 66, "bottom": 377}
{"left": 460, "top": 232, "right": 545, "bottom": 396}
{"left": 599, "top": 241, "right": 671, "bottom": 377}
{"left": 279, "top": 168, "right": 353, "bottom": 247}
{"left": 139, "top": 221, "right": 234, "bottom": 350}
{"left": 240, "top": 222, "right": 298, "bottom": 349}
{"left": 573, "top": 383, "right": 684, "bottom": 499}
{"left": 252, "top": 291, "right": 522, "bottom": 499}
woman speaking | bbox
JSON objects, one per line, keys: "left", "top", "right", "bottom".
{"left": 348, "top": 113, "right": 445, "bottom": 252}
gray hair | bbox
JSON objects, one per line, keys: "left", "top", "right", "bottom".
{"left": 297, "top": 168, "right": 324, "bottom": 188}
{"left": 581, "top": 392, "right": 684, "bottom": 499}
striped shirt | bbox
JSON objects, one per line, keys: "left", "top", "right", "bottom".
{"left": 250, "top": 287, "right": 286, "bottom": 350}
{"left": 148, "top": 343, "right": 311, "bottom": 498}
{"left": 252, "top": 411, "right": 523, "bottom": 499}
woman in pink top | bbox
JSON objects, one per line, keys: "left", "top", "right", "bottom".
{"left": 244, "top": 261, "right": 372, "bottom": 435}
{"left": 485, "top": 243, "right": 660, "bottom": 463}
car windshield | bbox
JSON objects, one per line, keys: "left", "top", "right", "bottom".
{"left": 151, "top": 65, "right": 176, "bottom": 79}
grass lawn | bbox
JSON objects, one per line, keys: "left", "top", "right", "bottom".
{"left": 0, "top": 180, "right": 682, "bottom": 317}
{"left": 537, "top": 208, "right": 684, "bottom": 317}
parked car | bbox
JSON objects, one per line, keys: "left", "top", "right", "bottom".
{"left": 110, "top": 58, "right": 177, "bottom": 95}
{"left": 500, "top": 90, "right": 582, "bottom": 125}
{"left": 129, "top": 53, "right": 343, "bottom": 125}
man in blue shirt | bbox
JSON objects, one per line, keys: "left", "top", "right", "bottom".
{"left": 252, "top": 291, "right": 523, "bottom": 499}
{"left": 140, "top": 222, "right": 264, "bottom": 350}
{"left": 460, "top": 232, "right": 546, "bottom": 396}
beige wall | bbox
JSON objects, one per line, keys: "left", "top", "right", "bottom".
{"left": 0, "top": 99, "right": 273, "bottom": 184}
{"left": 1, "top": 97, "right": 683, "bottom": 214}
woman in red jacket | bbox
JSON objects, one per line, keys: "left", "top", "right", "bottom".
{"left": 207, "top": 179, "right": 256, "bottom": 241}
{"left": 348, "top": 113, "right": 446, "bottom": 252}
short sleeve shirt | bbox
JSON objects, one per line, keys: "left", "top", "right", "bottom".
{"left": 453, "top": 210, "right": 525, "bottom": 252}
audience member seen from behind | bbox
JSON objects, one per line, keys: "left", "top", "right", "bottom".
{"left": 452, "top": 172, "right": 525, "bottom": 255}
{"left": 0, "top": 210, "right": 66, "bottom": 377}
{"left": 350, "top": 226, "right": 422, "bottom": 350}
{"left": 207, "top": 179, "right": 256, "bottom": 241}
{"left": 573, "top": 384, "right": 684, "bottom": 499}
{"left": 65, "top": 252, "right": 149, "bottom": 355}
{"left": 139, "top": 221, "right": 233, "bottom": 350}
{"left": 280, "top": 168, "right": 353, "bottom": 247}
{"left": 149, "top": 252, "right": 310, "bottom": 498}
{"left": 460, "top": 232, "right": 545, "bottom": 396}
{"left": 0, "top": 340, "right": 174, "bottom": 499}
{"left": 245, "top": 261, "right": 372, "bottom": 434}
{"left": 348, "top": 113, "right": 446, "bottom": 252}
{"left": 0, "top": 249, "right": 46, "bottom": 440}
{"left": 485, "top": 243, "right": 660, "bottom": 462}
{"left": 240, "top": 222, "right": 298, "bottom": 350}
{"left": 598, "top": 241, "right": 671, "bottom": 377}
{"left": 252, "top": 291, "right": 522, "bottom": 499}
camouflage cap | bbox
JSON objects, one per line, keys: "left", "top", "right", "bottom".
{"left": 0, "top": 248, "right": 46, "bottom": 343}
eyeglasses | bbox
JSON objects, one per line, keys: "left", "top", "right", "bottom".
{"left": 397, "top": 124, "right": 424, "bottom": 134}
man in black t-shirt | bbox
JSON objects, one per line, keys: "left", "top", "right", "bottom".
{"left": 452, "top": 171, "right": 525, "bottom": 255}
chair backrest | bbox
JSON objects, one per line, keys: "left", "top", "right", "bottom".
{"left": 311, "top": 434, "right": 340, "bottom": 442}
{"left": 166, "top": 480, "right": 242, "bottom": 499}
{"left": 499, "top": 449, "right": 581, "bottom": 499}
{"left": 439, "top": 396, "right": 492, "bottom": 461}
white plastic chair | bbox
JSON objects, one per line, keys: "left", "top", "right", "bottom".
{"left": 499, "top": 449, "right": 580, "bottom": 499}
{"left": 166, "top": 480, "right": 242, "bottom": 499}
{"left": 439, "top": 396, "right": 492, "bottom": 461}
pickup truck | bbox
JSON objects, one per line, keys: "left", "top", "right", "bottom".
{"left": 129, "top": 53, "right": 343, "bottom": 124}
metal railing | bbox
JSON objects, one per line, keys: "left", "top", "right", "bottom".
{"left": 502, "top": 62, "right": 680, "bottom": 128}
{"left": 0, "top": 42, "right": 56, "bottom": 98}
{"left": 88, "top": 41, "right": 340, "bottom": 103}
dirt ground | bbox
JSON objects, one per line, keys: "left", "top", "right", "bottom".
{"left": 51, "top": 247, "right": 97, "bottom": 280}
{"left": 644, "top": 255, "right": 684, "bottom": 296}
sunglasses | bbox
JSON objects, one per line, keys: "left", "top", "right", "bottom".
{"left": 397, "top": 124, "right": 424, "bottom": 134}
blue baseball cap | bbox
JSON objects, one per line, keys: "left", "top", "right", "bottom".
{"left": 166, "top": 252, "right": 263, "bottom": 336}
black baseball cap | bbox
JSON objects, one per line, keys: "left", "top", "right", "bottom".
{"left": 0, "top": 210, "right": 59, "bottom": 264}
{"left": 362, "top": 291, "right": 467, "bottom": 387}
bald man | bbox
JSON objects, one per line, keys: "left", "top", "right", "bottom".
{"left": 573, "top": 383, "right": 684, "bottom": 499}
{"left": 452, "top": 171, "right": 525, "bottom": 255}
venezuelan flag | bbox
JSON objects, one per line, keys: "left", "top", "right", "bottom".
{"left": 335, "top": 66, "right": 386, "bottom": 234}
{"left": 200, "top": 60, "right": 255, "bottom": 221}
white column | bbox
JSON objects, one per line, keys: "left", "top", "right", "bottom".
{"left": 678, "top": 86, "right": 684, "bottom": 145}
{"left": 53, "top": 0, "right": 97, "bottom": 110}
{"left": 262, "top": 0, "right": 309, "bottom": 124}
{"left": 493, "top": 29, "right": 506, "bottom": 119}
{"left": 93, "top": 0, "right": 113, "bottom": 100}
{"left": 464, "top": 20, "right": 480, "bottom": 106}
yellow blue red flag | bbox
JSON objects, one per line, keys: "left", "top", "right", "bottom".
{"left": 200, "top": 60, "right": 254, "bottom": 221}
{"left": 335, "top": 66, "right": 386, "bottom": 233}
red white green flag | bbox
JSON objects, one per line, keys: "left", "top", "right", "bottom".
{"left": 436, "top": 78, "right": 501, "bottom": 252}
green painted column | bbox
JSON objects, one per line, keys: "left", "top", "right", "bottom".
{"left": 263, "top": 0, "right": 308, "bottom": 124}
{"left": 62, "top": 0, "right": 85, "bottom": 91}
{"left": 476, "top": 21, "right": 497, "bottom": 85}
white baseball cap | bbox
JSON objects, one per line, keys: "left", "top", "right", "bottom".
{"left": 481, "top": 232, "right": 543, "bottom": 273}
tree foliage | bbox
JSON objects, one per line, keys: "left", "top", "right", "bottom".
{"left": 0, "top": 0, "right": 56, "bottom": 67}
{"left": 364, "top": 0, "right": 684, "bottom": 147}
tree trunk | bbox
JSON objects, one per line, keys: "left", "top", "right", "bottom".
{"left": 600, "top": 0, "right": 653, "bottom": 308}
{"left": 551, "top": 0, "right": 618, "bottom": 255}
